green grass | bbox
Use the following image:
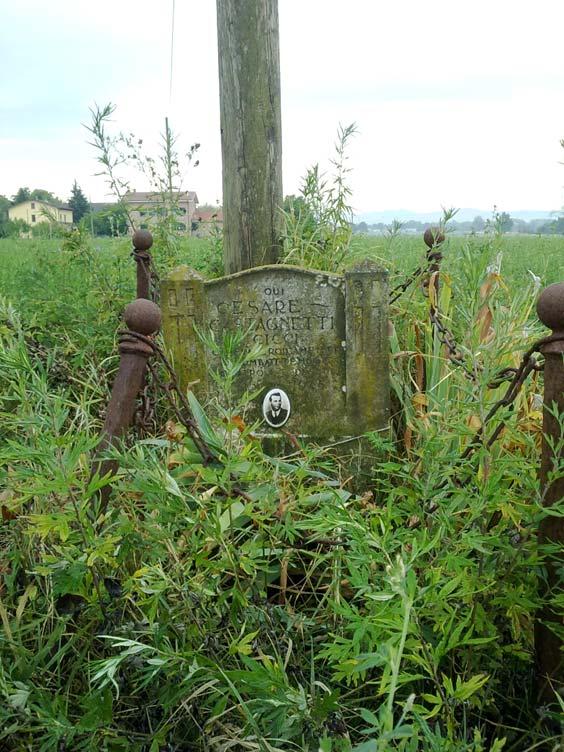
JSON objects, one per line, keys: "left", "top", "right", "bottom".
{"left": 351, "top": 232, "right": 562, "bottom": 288}
{"left": 2, "top": 232, "right": 560, "bottom": 319}
{"left": 0, "top": 230, "right": 562, "bottom": 751}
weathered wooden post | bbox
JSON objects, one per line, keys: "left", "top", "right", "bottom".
{"left": 132, "top": 229, "right": 154, "bottom": 300}
{"left": 92, "top": 298, "right": 161, "bottom": 507}
{"left": 535, "top": 281, "right": 564, "bottom": 701}
{"left": 216, "top": 0, "right": 283, "bottom": 273}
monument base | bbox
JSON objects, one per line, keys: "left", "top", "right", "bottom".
{"left": 261, "top": 428, "right": 390, "bottom": 491}
{"left": 161, "top": 261, "right": 391, "bottom": 482}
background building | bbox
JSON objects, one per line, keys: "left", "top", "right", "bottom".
{"left": 9, "top": 200, "right": 73, "bottom": 227}
{"left": 124, "top": 191, "right": 198, "bottom": 234}
{"left": 191, "top": 206, "right": 223, "bottom": 236}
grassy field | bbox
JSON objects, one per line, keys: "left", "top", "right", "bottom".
{"left": 355, "top": 232, "right": 562, "bottom": 287}
{"left": 0, "top": 230, "right": 563, "bottom": 751}
{"left": 1, "top": 231, "right": 561, "bottom": 315}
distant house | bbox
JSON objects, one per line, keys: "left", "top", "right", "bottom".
{"left": 191, "top": 207, "right": 223, "bottom": 237}
{"left": 9, "top": 200, "right": 73, "bottom": 227}
{"left": 124, "top": 190, "right": 198, "bottom": 235}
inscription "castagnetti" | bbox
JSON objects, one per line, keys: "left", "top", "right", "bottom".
{"left": 209, "top": 288, "right": 337, "bottom": 349}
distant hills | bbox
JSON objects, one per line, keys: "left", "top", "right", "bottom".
{"left": 354, "top": 208, "right": 559, "bottom": 224}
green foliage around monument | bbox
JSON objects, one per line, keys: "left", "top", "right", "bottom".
{"left": 282, "top": 123, "right": 358, "bottom": 272}
{"left": 0, "top": 228, "right": 562, "bottom": 750}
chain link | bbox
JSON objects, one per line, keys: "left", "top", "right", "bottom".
{"left": 456, "top": 337, "right": 550, "bottom": 464}
{"left": 119, "top": 329, "right": 217, "bottom": 465}
{"left": 428, "top": 305, "right": 481, "bottom": 383}
{"left": 389, "top": 245, "right": 443, "bottom": 305}
{"left": 142, "top": 334, "right": 254, "bottom": 502}
{"left": 388, "top": 262, "right": 427, "bottom": 305}
{"left": 390, "top": 238, "right": 535, "bottom": 388}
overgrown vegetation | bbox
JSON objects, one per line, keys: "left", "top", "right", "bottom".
{"left": 282, "top": 123, "right": 358, "bottom": 272}
{"left": 0, "top": 120, "right": 562, "bottom": 749}
{"left": 1, "top": 224, "right": 562, "bottom": 750}
{"left": 85, "top": 103, "right": 206, "bottom": 270}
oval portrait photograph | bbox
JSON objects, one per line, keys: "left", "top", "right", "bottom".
{"left": 262, "top": 388, "right": 291, "bottom": 428}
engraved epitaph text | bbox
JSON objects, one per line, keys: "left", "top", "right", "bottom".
{"left": 161, "top": 263, "right": 389, "bottom": 440}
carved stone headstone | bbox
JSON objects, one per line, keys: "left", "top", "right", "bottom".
{"left": 161, "top": 262, "right": 389, "bottom": 447}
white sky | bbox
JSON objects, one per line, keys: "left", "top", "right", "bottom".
{"left": 2, "top": 0, "right": 564, "bottom": 214}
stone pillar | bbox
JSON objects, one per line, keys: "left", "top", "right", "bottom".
{"left": 344, "top": 260, "right": 389, "bottom": 434}
{"left": 160, "top": 266, "right": 208, "bottom": 396}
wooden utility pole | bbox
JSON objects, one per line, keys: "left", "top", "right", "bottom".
{"left": 216, "top": 0, "right": 283, "bottom": 274}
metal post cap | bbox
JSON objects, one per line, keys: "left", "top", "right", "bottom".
{"left": 124, "top": 299, "right": 162, "bottom": 335}
{"left": 536, "top": 282, "right": 564, "bottom": 333}
{"left": 132, "top": 229, "right": 153, "bottom": 251}
{"left": 423, "top": 227, "right": 445, "bottom": 248}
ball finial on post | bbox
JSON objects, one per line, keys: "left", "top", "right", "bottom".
{"left": 124, "top": 299, "right": 162, "bottom": 336}
{"left": 536, "top": 282, "right": 564, "bottom": 335}
{"left": 132, "top": 229, "right": 153, "bottom": 252}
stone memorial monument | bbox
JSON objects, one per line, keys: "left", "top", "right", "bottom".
{"left": 161, "top": 262, "right": 389, "bottom": 456}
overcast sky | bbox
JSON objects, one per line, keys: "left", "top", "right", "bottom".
{"left": 2, "top": 0, "right": 564, "bottom": 214}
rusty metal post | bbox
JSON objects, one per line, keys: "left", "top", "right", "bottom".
{"left": 132, "top": 229, "right": 154, "bottom": 300}
{"left": 535, "top": 281, "right": 564, "bottom": 702}
{"left": 92, "top": 298, "right": 162, "bottom": 508}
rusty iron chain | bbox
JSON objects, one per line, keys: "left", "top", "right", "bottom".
{"left": 389, "top": 262, "right": 428, "bottom": 305}
{"left": 117, "top": 329, "right": 217, "bottom": 465}
{"left": 391, "top": 241, "right": 481, "bottom": 381}
{"left": 428, "top": 304, "right": 482, "bottom": 383}
{"left": 113, "top": 328, "right": 256, "bottom": 503}
{"left": 421, "top": 240, "right": 483, "bottom": 383}
{"left": 391, "top": 233, "right": 529, "bottom": 388}
{"left": 407, "top": 334, "right": 564, "bottom": 528}
{"left": 456, "top": 336, "right": 550, "bottom": 465}
{"left": 425, "top": 282, "right": 545, "bottom": 389}
{"left": 389, "top": 236, "right": 443, "bottom": 304}
{"left": 389, "top": 235, "right": 475, "bottom": 377}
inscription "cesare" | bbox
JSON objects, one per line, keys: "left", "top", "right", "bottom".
{"left": 210, "top": 290, "right": 337, "bottom": 346}
{"left": 208, "top": 287, "right": 340, "bottom": 363}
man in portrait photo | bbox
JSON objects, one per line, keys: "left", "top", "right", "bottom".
{"left": 265, "top": 391, "right": 288, "bottom": 426}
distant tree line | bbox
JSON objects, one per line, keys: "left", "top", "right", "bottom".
{"left": 353, "top": 212, "right": 564, "bottom": 236}
{"left": 0, "top": 183, "right": 128, "bottom": 237}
